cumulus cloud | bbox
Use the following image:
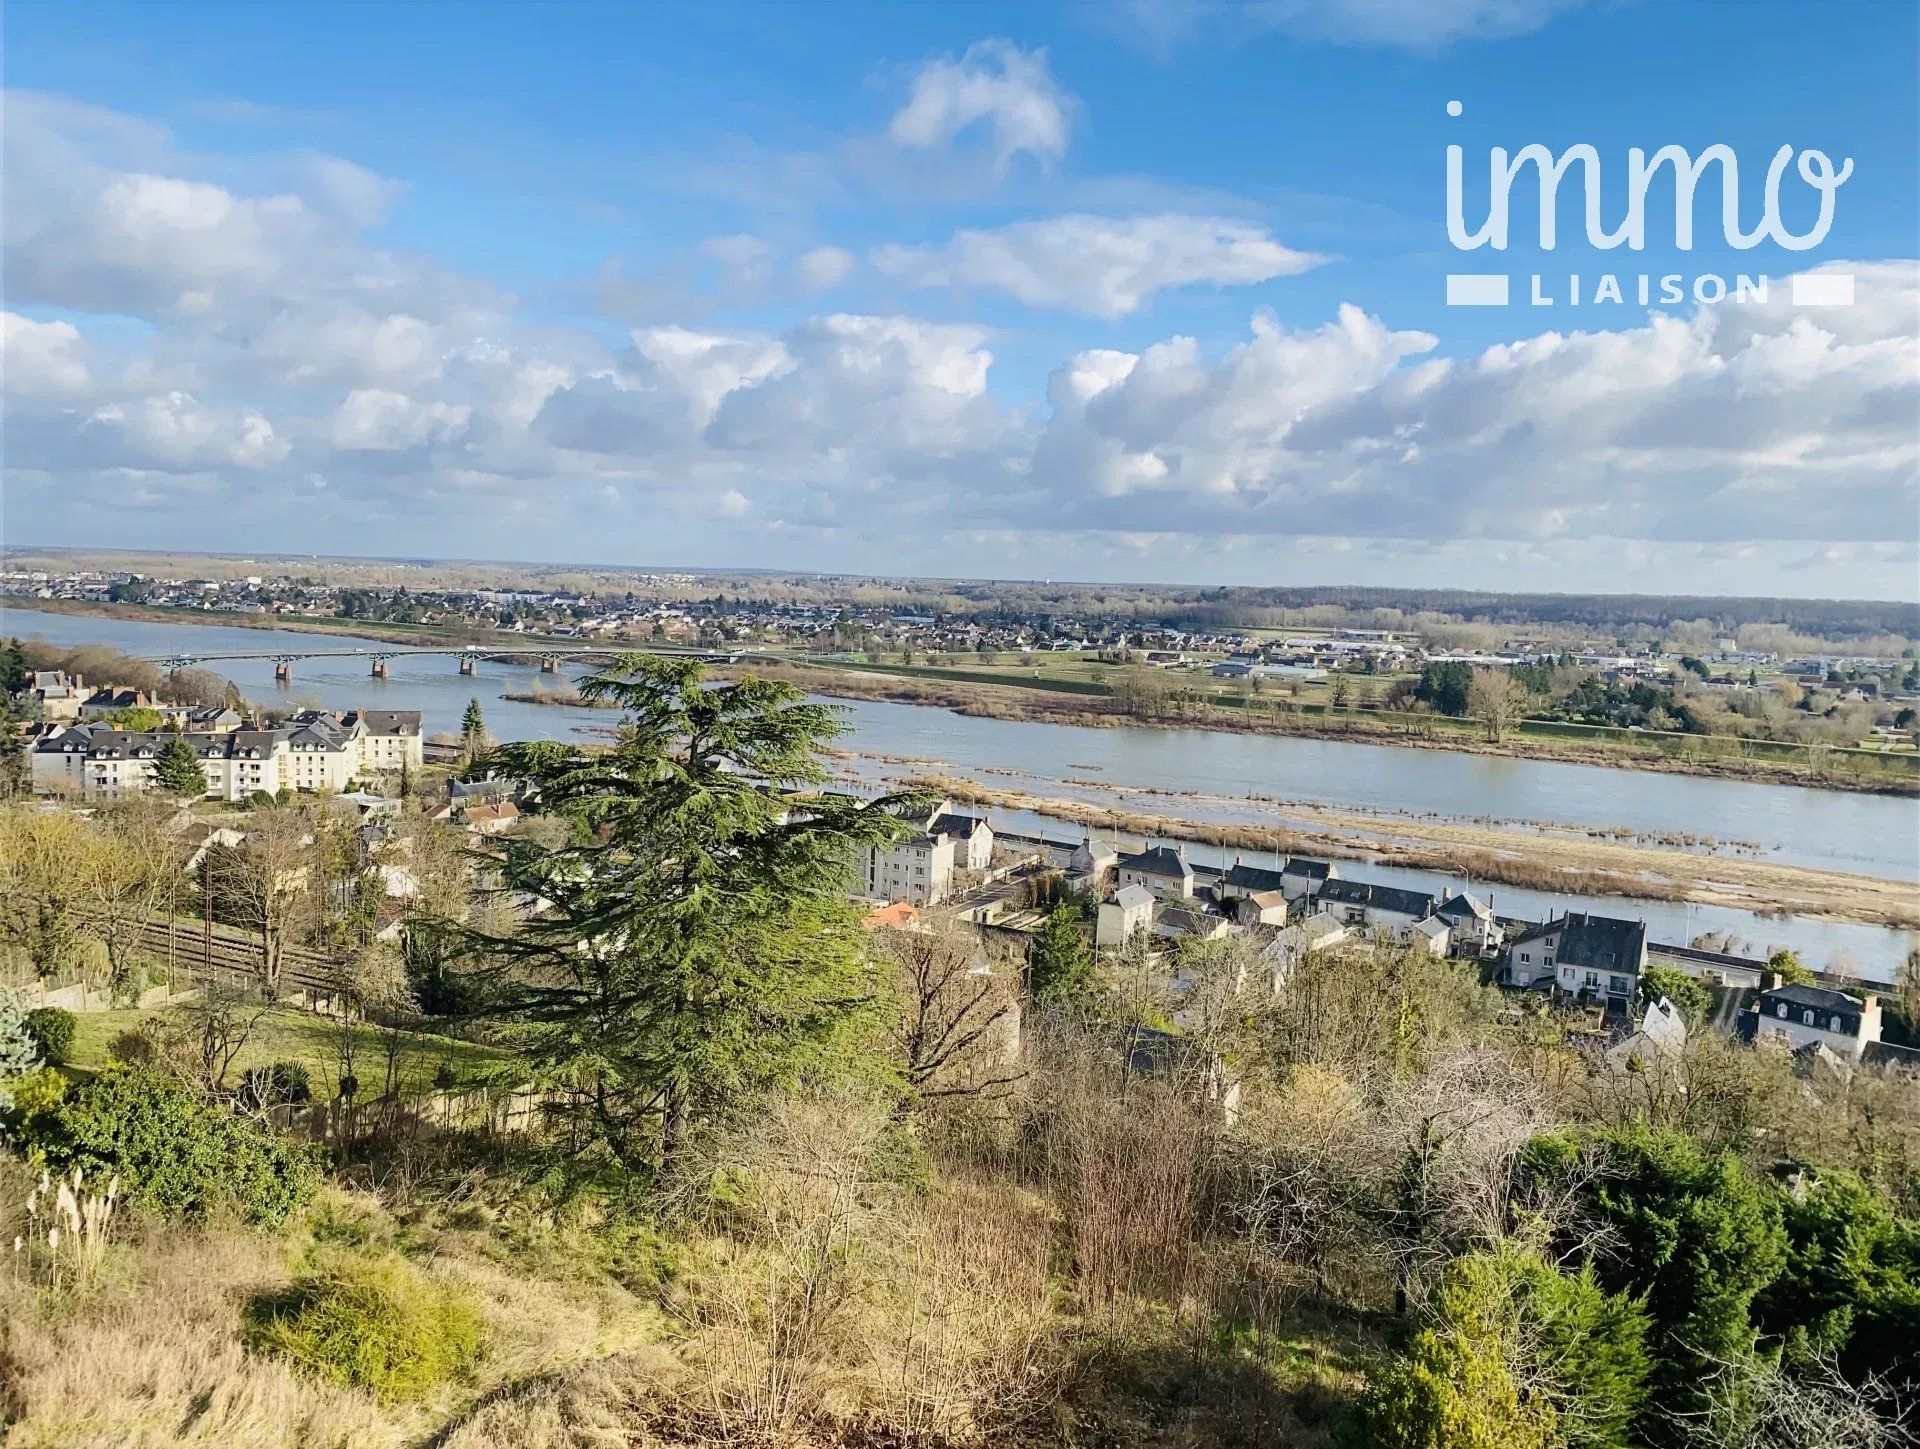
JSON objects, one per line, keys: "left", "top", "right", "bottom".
{"left": 329, "top": 388, "right": 472, "bottom": 450}
{"left": 1032, "top": 263, "right": 1918, "bottom": 543}
{"left": 887, "top": 40, "right": 1076, "bottom": 168}
{"left": 2, "top": 92, "right": 1911, "bottom": 595}
{"left": 84, "top": 391, "right": 288, "bottom": 469}
{"left": 874, "top": 215, "right": 1325, "bottom": 318}
{"left": 1, "top": 311, "right": 92, "bottom": 397}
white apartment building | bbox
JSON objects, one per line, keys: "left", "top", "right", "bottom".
{"left": 30, "top": 708, "right": 423, "bottom": 802}
{"left": 855, "top": 799, "right": 994, "bottom": 907}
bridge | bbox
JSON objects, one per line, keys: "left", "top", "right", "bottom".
{"left": 144, "top": 642, "right": 758, "bottom": 680}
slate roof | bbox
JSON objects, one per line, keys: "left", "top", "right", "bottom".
{"left": 1438, "top": 892, "right": 1492, "bottom": 922}
{"left": 1282, "top": 857, "right": 1332, "bottom": 880}
{"left": 930, "top": 811, "right": 988, "bottom": 840}
{"left": 1553, "top": 913, "right": 1647, "bottom": 973}
{"left": 1760, "top": 983, "right": 1861, "bottom": 1014}
{"left": 1317, "top": 878, "right": 1436, "bottom": 918}
{"left": 1221, "top": 861, "right": 1288, "bottom": 893}
{"left": 1117, "top": 845, "right": 1192, "bottom": 878}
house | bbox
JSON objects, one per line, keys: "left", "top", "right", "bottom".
{"left": 1435, "top": 892, "right": 1499, "bottom": 953}
{"left": 79, "top": 687, "right": 155, "bottom": 719}
{"left": 1233, "top": 889, "right": 1290, "bottom": 927}
{"left": 464, "top": 800, "right": 521, "bottom": 835}
{"left": 930, "top": 810, "right": 994, "bottom": 871}
{"left": 859, "top": 901, "right": 922, "bottom": 932}
{"left": 1214, "top": 859, "right": 1289, "bottom": 902}
{"left": 185, "top": 706, "right": 243, "bottom": 734}
{"left": 1411, "top": 916, "right": 1452, "bottom": 957}
{"left": 1116, "top": 843, "right": 1195, "bottom": 900}
{"left": 1280, "top": 856, "right": 1336, "bottom": 903}
{"left": 1069, "top": 831, "right": 1119, "bottom": 884}
{"left": 1505, "top": 912, "right": 1648, "bottom": 1013}
{"left": 1605, "top": 996, "right": 1688, "bottom": 1074}
{"left": 1097, "top": 884, "right": 1156, "bottom": 947}
{"left": 1265, "top": 910, "right": 1349, "bottom": 989}
{"left": 28, "top": 670, "right": 87, "bottom": 722}
{"left": 1316, "top": 879, "right": 1438, "bottom": 938}
{"left": 1739, "top": 980, "right": 1883, "bottom": 1061}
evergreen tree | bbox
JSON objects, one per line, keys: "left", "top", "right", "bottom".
{"left": 1369, "top": 1243, "right": 1649, "bottom": 1449}
{"left": 471, "top": 655, "right": 915, "bottom": 1177}
{"left": 460, "top": 697, "right": 486, "bottom": 764}
{"left": 152, "top": 733, "right": 208, "bottom": 796}
{"left": 1028, "top": 903, "right": 1096, "bottom": 1003}
{"left": 0, "top": 987, "right": 43, "bottom": 1109}
{"left": 1520, "top": 1126, "right": 1787, "bottom": 1446}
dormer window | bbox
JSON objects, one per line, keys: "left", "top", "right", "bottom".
{"left": 1776, "top": 1002, "right": 1788, "bottom": 1018}
{"left": 1831, "top": 1016, "right": 1844, "bottom": 1032}
{"left": 1802, "top": 1009, "right": 1815, "bottom": 1026}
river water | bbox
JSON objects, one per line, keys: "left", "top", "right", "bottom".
{"left": 9, "top": 606, "right": 1917, "bottom": 981}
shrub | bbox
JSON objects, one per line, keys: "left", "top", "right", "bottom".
{"left": 246, "top": 1253, "right": 485, "bottom": 1401}
{"left": 107, "top": 1028, "right": 157, "bottom": 1067}
{"left": 33, "top": 1069, "right": 318, "bottom": 1226}
{"left": 2, "top": 1066, "right": 68, "bottom": 1136}
{"left": 24, "top": 1007, "right": 77, "bottom": 1066}
{"left": 241, "top": 1060, "right": 313, "bottom": 1110}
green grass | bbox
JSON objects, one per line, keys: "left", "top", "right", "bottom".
{"left": 65, "top": 1004, "right": 509, "bottom": 1102}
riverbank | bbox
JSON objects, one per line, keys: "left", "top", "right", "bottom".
{"left": 718, "top": 658, "right": 1920, "bottom": 798}
{"left": 908, "top": 772, "right": 1920, "bottom": 932}
{"left": 1, "top": 596, "right": 564, "bottom": 651}
{"left": 10, "top": 597, "right": 1915, "bottom": 796}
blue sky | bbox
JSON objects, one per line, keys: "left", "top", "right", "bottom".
{"left": 3, "top": 0, "right": 1916, "bottom": 597}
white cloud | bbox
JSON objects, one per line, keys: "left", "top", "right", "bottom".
{"left": 874, "top": 214, "right": 1325, "bottom": 319}
{"left": 329, "top": 387, "right": 471, "bottom": 450}
{"left": 2, "top": 92, "right": 1911, "bottom": 596}
{"left": 85, "top": 391, "right": 288, "bottom": 469}
{"left": 887, "top": 40, "right": 1076, "bottom": 168}
{"left": 1, "top": 311, "right": 92, "bottom": 397}
{"left": 794, "top": 245, "right": 856, "bottom": 293}
{"left": 1032, "top": 263, "right": 1919, "bottom": 543}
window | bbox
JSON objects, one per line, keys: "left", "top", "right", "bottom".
{"left": 1584, "top": 971, "right": 1598, "bottom": 987}
{"left": 1830, "top": 1015, "right": 1845, "bottom": 1032}
{"left": 1802, "top": 1010, "right": 1815, "bottom": 1026}
{"left": 1776, "top": 1002, "right": 1788, "bottom": 1018}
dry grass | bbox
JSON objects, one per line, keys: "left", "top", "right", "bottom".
{"left": 0, "top": 1168, "right": 665, "bottom": 1449}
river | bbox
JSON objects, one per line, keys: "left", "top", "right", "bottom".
{"left": 9, "top": 606, "right": 1918, "bottom": 982}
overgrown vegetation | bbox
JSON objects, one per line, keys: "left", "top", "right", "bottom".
{"left": 0, "top": 651, "right": 1914, "bottom": 1447}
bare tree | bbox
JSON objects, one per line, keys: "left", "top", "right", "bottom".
{"left": 881, "top": 924, "right": 1023, "bottom": 1102}
{"left": 1469, "top": 668, "right": 1532, "bottom": 742}
{"left": 208, "top": 806, "right": 315, "bottom": 1001}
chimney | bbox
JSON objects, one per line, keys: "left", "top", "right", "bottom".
{"left": 1766, "top": 972, "right": 1783, "bottom": 990}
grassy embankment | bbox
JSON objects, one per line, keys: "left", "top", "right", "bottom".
{"left": 62, "top": 1004, "right": 508, "bottom": 1101}
{"left": 910, "top": 770, "right": 1920, "bottom": 933}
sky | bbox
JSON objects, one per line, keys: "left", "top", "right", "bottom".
{"left": 2, "top": 0, "right": 1917, "bottom": 599}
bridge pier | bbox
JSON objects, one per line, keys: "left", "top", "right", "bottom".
{"left": 458, "top": 655, "right": 476, "bottom": 676}
{"left": 540, "top": 656, "right": 559, "bottom": 674}
{"left": 273, "top": 661, "right": 292, "bottom": 683}
{"left": 370, "top": 658, "right": 388, "bottom": 679}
